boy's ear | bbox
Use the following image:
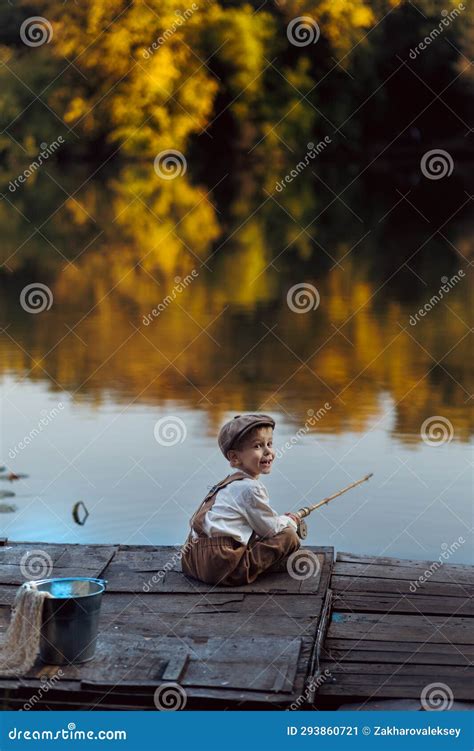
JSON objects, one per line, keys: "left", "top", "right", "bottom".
{"left": 227, "top": 449, "right": 240, "bottom": 466}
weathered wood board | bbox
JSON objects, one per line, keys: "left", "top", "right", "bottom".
{"left": 316, "top": 551, "right": 474, "bottom": 705}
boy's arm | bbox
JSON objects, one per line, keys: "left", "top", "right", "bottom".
{"left": 240, "top": 484, "right": 298, "bottom": 538}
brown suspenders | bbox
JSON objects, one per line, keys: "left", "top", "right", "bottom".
{"left": 190, "top": 472, "right": 248, "bottom": 536}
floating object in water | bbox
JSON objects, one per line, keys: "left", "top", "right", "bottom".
{"left": 0, "top": 472, "right": 29, "bottom": 482}
{"left": 0, "top": 490, "right": 15, "bottom": 499}
{"left": 72, "top": 500, "right": 89, "bottom": 525}
{"left": 0, "top": 503, "right": 17, "bottom": 513}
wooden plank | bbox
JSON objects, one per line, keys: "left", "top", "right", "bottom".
{"left": 337, "top": 552, "right": 474, "bottom": 573}
{"left": 318, "top": 661, "right": 473, "bottom": 699}
{"left": 100, "top": 593, "right": 324, "bottom": 618}
{"left": 0, "top": 546, "right": 66, "bottom": 584}
{"left": 0, "top": 678, "right": 80, "bottom": 692}
{"left": 306, "top": 588, "right": 333, "bottom": 703}
{"left": 54, "top": 545, "right": 118, "bottom": 575}
{"left": 0, "top": 545, "right": 117, "bottom": 584}
{"left": 325, "top": 638, "right": 474, "bottom": 655}
{"left": 103, "top": 566, "right": 329, "bottom": 595}
{"left": 0, "top": 587, "right": 249, "bottom": 610}
{"left": 328, "top": 613, "right": 474, "bottom": 644}
{"left": 333, "top": 592, "right": 474, "bottom": 616}
{"left": 299, "top": 550, "right": 333, "bottom": 595}
{"left": 333, "top": 561, "right": 474, "bottom": 586}
{"left": 161, "top": 653, "right": 189, "bottom": 682}
{"left": 100, "top": 570, "right": 315, "bottom": 594}
{"left": 104, "top": 592, "right": 247, "bottom": 615}
{"left": 322, "top": 646, "right": 472, "bottom": 667}
{"left": 319, "top": 661, "right": 473, "bottom": 680}
{"left": 101, "top": 547, "right": 184, "bottom": 573}
{"left": 323, "top": 639, "right": 474, "bottom": 665}
{"left": 331, "top": 575, "right": 474, "bottom": 598}
{"left": 100, "top": 612, "right": 318, "bottom": 638}
{"left": 0, "top": 544, "right": 66, "bottom": 566}
{"left": 182, "top": 636, "right": 302, "bottom": 693}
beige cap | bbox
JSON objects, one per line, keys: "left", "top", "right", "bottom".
{"left": 218, "top": 414, "right": 275, "bottom": 457}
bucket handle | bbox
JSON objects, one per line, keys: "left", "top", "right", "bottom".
{"left": 92, "top": 578, "right": 107, "bottom": 590}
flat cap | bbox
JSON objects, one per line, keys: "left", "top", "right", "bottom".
{"left": 218, "top": 413, "right": 275, "bottom": 458}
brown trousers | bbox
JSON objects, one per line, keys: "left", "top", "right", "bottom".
{"left": 181, "top": 527, "right": 300, "bottom": 586}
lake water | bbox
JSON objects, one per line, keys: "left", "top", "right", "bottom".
{"left": 0, "top": 166, "right": 472, "bottom": 563}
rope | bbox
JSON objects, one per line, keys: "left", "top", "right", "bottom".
{"left": 0, "top": 582, "right": 52, "bottom": 676}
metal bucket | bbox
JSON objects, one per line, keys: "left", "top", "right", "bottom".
{"left": 31, "top": 577, "right": 107, "bottom": 665}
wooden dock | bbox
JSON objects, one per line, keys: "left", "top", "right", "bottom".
{"left": 0, "top": 539, "right": 472, "bottom": 710}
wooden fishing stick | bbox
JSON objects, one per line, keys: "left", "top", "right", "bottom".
{"left": 293, "top": 473, "right": 373, "bottom": 538}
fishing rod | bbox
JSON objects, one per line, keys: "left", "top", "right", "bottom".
{"left": 292, "top": 473, "right": 373, "bottom": 539}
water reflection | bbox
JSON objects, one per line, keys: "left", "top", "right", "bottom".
{"left": 0, "top": 163, "right": 472, "bottom": 436}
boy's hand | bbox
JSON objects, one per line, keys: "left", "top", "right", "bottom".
{"left": 285, "top": 513, "right": 299, "bottom": 524}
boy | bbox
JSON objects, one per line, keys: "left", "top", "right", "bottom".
{"left": 181, "top": 414, "right": 300, "bottom": 586}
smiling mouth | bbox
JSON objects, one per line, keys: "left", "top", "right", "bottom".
{"left": 260, "top": 459, "right": 272, "bottom": 466}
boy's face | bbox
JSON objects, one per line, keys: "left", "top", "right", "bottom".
{"left": 228, "top": 426, "right": 275, "bottom": 479}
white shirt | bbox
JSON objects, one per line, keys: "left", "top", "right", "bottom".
{"left": 191, "top": 473, "right": 297, "bottom": 544}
